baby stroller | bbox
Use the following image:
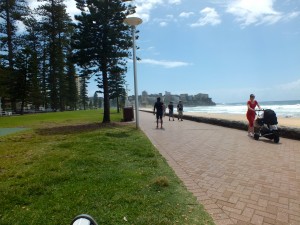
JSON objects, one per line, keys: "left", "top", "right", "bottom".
{"left": 254, "top": 109, "right": 280, "bottom": 143}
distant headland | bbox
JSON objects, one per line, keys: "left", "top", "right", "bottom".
{"left": 128, "top": 91, "right": 216, "bottom": 107}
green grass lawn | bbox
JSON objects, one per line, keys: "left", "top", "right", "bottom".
{"left": 0, "top": 110, "right": 214, "bottom": 225}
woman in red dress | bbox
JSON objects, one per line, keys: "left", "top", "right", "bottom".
{"left": 246, "top": 94, "right": 261, "bottom": 137}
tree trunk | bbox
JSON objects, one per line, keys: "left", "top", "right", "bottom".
{"left": 42, "top": 40, "right": 48, "bottom": 109}
{"left": 102, "top": 68, "right": 110, "bottom": 123}
{"left": 20, "top": 99, "right": 25, "bottom": 115}
{"left": 101, "top": 0, "right": 111, "bottom": 123}
{"left": 5, "top": 0, "right": 14, "bottom": 69}
{"left": 117, "top": 97, "right": 120, "bottom": 113}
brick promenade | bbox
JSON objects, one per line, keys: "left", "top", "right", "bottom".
{"left": 139, "top": 111, "right": 300, "bottom": 225}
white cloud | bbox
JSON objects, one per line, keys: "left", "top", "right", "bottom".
{"left": 284, "top": 11, "right": 300, "bottom": 21}
{"left": 226, "top": 0, "right": 283, "bottom": 27}
{"left": 134, "top": 0, "right": 164, "bottom": 23}
{"left": 168, "top": 0, "right": 181, "bottom": 5}
{"left": 255, "top": 79, "right": 300, "bottom": 101}
{"left": 140, "top": 59, "right": 191, "bottom": 68}
{"left": 190, "top": 7, "right": 221, "bottom": 27}
{"left": 16, "top": 21, "right": 26, "bottom": 34}
{"left": 64, "top": 0, "right": 81, "bottom": 18}
{"left": 27, "top": 0, "right": 41, "bottom": 9}
{"left": 134, "top": 0, "right": 182, "bottom": 23}
{"left": 208, "top": 79, "right": 300, "bottom": 103}
{"left": 166, "top": 14, "right": 174, "bottom": 19}
{"left": 147, "top": 46, "right": 155, "bottom": 51}
{"left": 144, "top": 46, "right": 160, "bottom": 55}
{"left": 28, "top": 0, "right": 80, "bottom": 20}
{"left": 160, "top": 22, "right": 168, "bottom": 27}
{"left": 153, "top": 14, "right": 177, "bottom": 26}
{"left": 278, "top": 79, "right": 300, "bottom": 90}
{"left": 179, "top": 12, "right": 194, "bottom": 18}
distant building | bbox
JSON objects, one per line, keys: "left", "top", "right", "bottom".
{"left": 141, "top": 91, "right": 148, "bottom": 106}
{"left": 164, "top": 91, "right": 172, "bottom": 103}
{"left": 128, "top": 91, "right": 216, "bottom": 107}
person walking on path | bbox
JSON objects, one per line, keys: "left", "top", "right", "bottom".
{"left": 153, "top": 97, "right": 164, "bottom": 129}
{"left": 168, "top": 101, "right": 175, "bottom": 121}
{"left": 246, "top": 94, "right": 261, "bottom": 137}
{"left": 177, "top": 101, "right": 183, "bottom": 121}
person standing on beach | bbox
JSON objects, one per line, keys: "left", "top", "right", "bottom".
{"left": 246, "top": 94, "right": 261, "bottom": 137}
{"left": 168, "top": 101, "right": 175, "bottom": 121}
{"left": 153, "top": 97, "right": 164, "bottom": 129}
{"left": 177, "top": 101, "right": 183, "bottom": 121}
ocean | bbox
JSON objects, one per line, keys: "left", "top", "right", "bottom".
{"left": 185, "top": 100, "right": 300, "bottom": 118}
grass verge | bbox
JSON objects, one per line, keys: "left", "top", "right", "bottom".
{"left": 0, "top": 110, "right": 214, "bottom": 225}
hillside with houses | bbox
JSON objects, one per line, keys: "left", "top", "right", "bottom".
{"left": 128, "top": 91, "right": 216, "bottom": 107}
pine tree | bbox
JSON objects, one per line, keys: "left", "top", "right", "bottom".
{"left": 93, "top": 92, "right": 99, "bottom": 109}
{"left": 22, "top": 16, "right": 43, "bottom": 110}
{"left": 65, "top": 48, "right": 78, "bottom": 110}
{"left": 0, "top": 67, "right": 12, "bottom": 110}
{"left": 13, "top": 47, "right": 30, "bottom": 114}
{"left": 109, "top": 65, "right": 127, "bottom": 113}
{"left": 40, "top": 33, "right": 50, "bottom": 109}
{"left": 0, "top": 0, "right": 29, "bottom": 68}
{"left": 0, "top": 0, "right": 29, "bottom": 111}
{"left": 13, "top": 27, "right": 42, "bottom": 114}
{"left": 79, "top": 68, "right": 89, "bottom": 110}
{"left": 36, "top": 0, "right": 73, "bottom": 111}
{"left": 72, "top": 0, "right": 135, "bottom": 123}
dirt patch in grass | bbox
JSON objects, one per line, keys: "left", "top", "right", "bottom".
{"left": 36, "top": 122, "right": 127, "bottom": 135}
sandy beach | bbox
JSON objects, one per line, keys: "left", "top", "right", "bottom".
{"left": 184, "top": 112, "right": 300, "bottom": 128}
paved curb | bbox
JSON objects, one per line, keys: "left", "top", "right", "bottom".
{"left": 141, "top": 110, "right": 300, "bottom": 141}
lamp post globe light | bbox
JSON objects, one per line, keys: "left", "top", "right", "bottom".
{"left": 124, "top": 16, "right": 142, "bottom": 129}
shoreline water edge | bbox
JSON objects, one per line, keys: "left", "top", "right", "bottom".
{"left": 140, "top": 108, "right": 300, "bottom": 141}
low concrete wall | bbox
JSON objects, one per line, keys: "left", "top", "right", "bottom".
{"left": 141, "top": 109, "right": 300, "bottom": 141}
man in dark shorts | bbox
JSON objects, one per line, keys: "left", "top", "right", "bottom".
{"left": 153, "top": 97, "right": 164, "bottom": 129}
{"left": 168, "top": 101, "right": 174, "bottom": 121}
{"left": 177, "top": 100, "right": 183, "bottom": 121}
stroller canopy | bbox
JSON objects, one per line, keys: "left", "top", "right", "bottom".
{"left": 263, "top": 109, "right": 278, "bottom": 125}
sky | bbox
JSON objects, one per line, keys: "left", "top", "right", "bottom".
{"left": 29, "top": 0, "right": 300, "bottom": 103}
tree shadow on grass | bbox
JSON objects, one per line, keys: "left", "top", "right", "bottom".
{"left": 36, "top": 122, "right": 126, "bottom": 136}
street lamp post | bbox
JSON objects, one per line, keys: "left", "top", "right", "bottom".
{"left": 124, "top": 17, "right": 142, "bottom": 129}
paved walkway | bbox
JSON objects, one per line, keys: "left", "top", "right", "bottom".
{"left": 139, "top": 111, "right": 300, "bottom": 225}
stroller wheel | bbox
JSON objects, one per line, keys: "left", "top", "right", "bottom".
{"left": 254, "top": 133, "right": 259, "bottom": 140}
{"left": 274, "top": 135, "right": 280, "bottom": 144}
